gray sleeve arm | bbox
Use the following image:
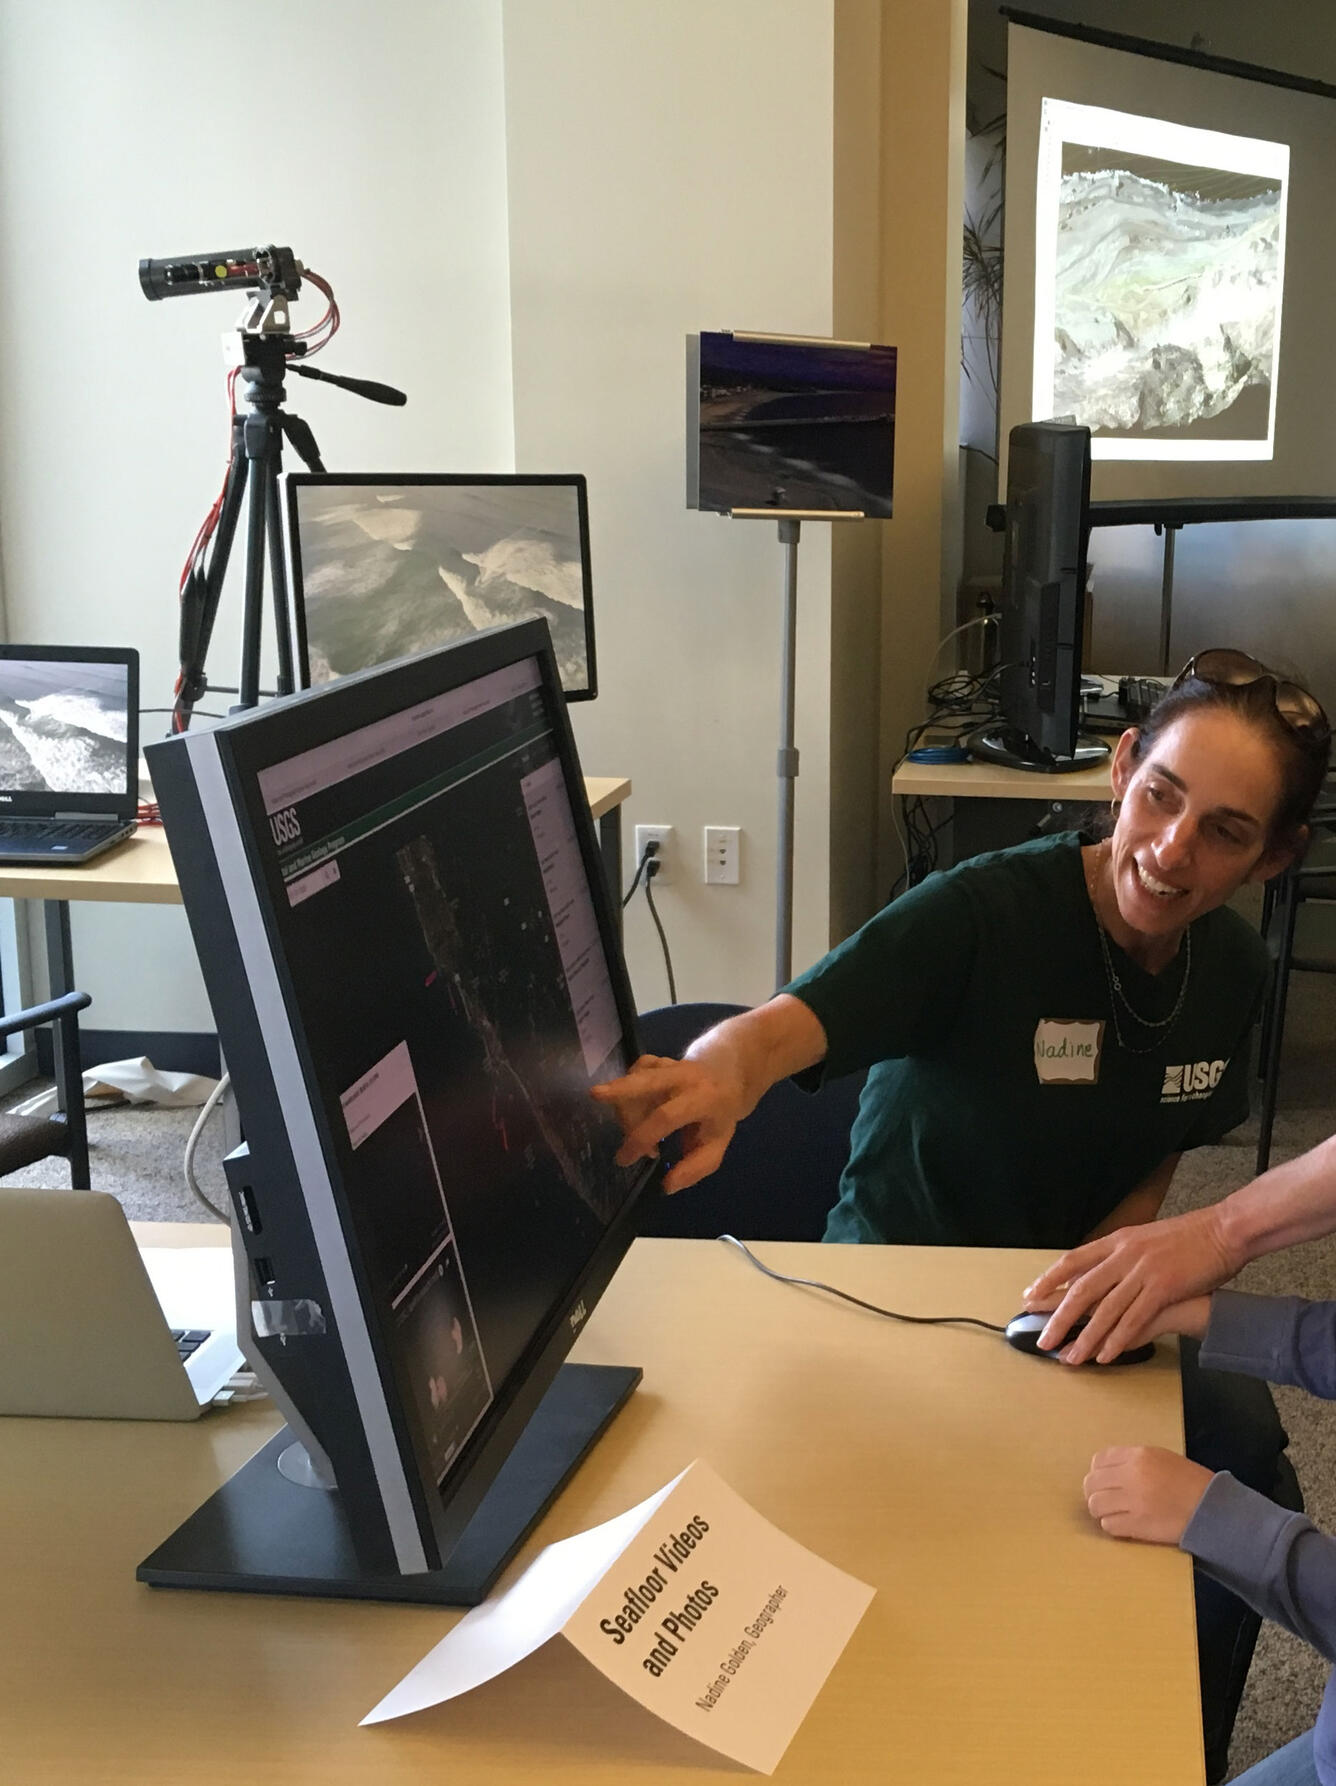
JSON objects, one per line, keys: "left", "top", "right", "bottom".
{"left": 1182, "top": 1472, "right": 1336, "bottom": 1664}
{"left": 1201, "top": 1290, "right": 1336, "bottom": 1401}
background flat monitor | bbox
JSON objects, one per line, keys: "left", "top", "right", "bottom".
{"left": 686, "top": 331, "right": 896, "bottom": 517}
{"left": 970, "top": 421, "right": 1106, "bottom": 774}
{"left": 142, "top": 619, "right": 653, "bottom": 1603}
{"left": 286, "top": 473, "right": 597, "bottom": 701}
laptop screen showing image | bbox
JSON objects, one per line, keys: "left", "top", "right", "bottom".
{"left": 0, "top": 647, "right": 137, "bottom": 810}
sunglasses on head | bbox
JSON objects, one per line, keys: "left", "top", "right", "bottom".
{"left": 1172, "top": 648, "right": 1331, "bottom": 746}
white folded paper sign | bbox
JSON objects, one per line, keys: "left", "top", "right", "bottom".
{"left": 362, "top": 1459, "right": 874, "bottom": 1774}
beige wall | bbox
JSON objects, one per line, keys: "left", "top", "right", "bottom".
{"left": 503, "top": 0, "right": 838, "bottom": 1007}
{"left": 863, "top": 0, "right": 968, "bottom": 903}
{"left": 0, "top": 0, "right": 970, "bottom": 1035}
{"left": 832, "top": 0, "right": 967, "bottom": 927}
{"left": 0, "top": 0, "right": 515, "bottom": 1029}
{"left": 505, "top": 0, "right": 969, "bottom": 999}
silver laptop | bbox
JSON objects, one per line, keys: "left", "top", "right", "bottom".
{"left": 0, "top": 1187, "right": 245, "bottom": 1420}
{"left": 0, "top": 645, "right": 139, "bottom": 864}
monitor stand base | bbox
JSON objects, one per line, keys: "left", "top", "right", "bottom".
{"left": 137, "top": 1360, "right": 641, "bottom": 1606}
{"left": 967, "top": 724, "right": 1110, "bottom": 774}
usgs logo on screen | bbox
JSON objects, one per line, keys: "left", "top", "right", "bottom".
{"left": 268, "top": 806, "right": 302, "bottom": 849}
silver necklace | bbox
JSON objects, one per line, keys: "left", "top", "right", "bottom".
{"left": 1085, "top": 845, "right": 1193, "bottom": 1054}
{"left": 1094, "top": 914, "right": 1193, "bottom": 1053}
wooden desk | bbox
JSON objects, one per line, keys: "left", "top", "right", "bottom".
{"left": 0, "top": 1234, "right": 1202, "bottom": 1784}
{"left": 0, "top": 772, "right": 632, "bottom": 1002}
{"left": 892, "top": 757, "right": 1113, "bottom": 804}
{"left": 892, "top": 756, "right": 1113, "bottom": 864}
{"left": 0, "top": 776, "right": 632, "bottom": 908}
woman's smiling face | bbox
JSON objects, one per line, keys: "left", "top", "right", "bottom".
{"left": 1106, "top": 709, "right": 1294, "bottom": 944}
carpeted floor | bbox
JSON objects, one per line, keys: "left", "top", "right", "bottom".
{"left": 8, "top": 961, "right": 1335, "bottom": 1779}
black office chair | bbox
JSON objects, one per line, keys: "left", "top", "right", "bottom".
{"left": 0, "top": 990, "right": 92, "bottom": 1188}
{"left": 1254, "top": 792, "right": 1336, "bottom": 1173}
{"left": 632, "top": 1001, "right": 865, "bottom": 1241}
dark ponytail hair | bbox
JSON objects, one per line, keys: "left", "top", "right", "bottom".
{"left": 1127, "top": 672, "right": 1330, "bottom": 850}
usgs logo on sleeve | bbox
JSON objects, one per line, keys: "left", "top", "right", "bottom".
{"left": 1161, "top": 1060, "right": 1227, "bottom": 1103}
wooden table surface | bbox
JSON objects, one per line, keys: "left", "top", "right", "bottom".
{"left": 891, "top": 756, "right": 1114, "bottom": 802}
{"left": 0, "top": 1232, "right": 1202, "bottom": 1785}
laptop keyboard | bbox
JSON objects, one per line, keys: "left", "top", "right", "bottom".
{"left": 1117, "top": 676, "right": 1170, "bottom": 721}
{"left": 0, "top": 819, "right": 118, "bottom": 843}
{"left": 171, "top": 1328, "right": 211, "bottom": 1361}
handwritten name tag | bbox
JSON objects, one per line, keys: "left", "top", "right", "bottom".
{"left": 1034, "top": 1019, "right": 1104, "bottom": 1085}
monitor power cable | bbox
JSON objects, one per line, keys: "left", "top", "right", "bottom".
{"left": 623, "top": 838, "right": 678, "bottom": 1005}
{"left": 622, "top": 837, "right": 656, "bottom": 907}
{"left": 718, "top": 1233, "right": 1008, "bottom": 1333}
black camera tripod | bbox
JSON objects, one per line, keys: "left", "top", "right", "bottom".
{"left": 173, "top": 330, "right": 405, "bottom": 730}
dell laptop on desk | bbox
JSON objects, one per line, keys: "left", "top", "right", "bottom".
{"left": 0, "top": 645, "right": 139, "bottom": 864}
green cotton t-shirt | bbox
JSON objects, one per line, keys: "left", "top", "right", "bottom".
{"left": 785, "top": 831, "right": 1269, "bottom": 1250}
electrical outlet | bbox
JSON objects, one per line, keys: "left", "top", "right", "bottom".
{"left": 703, "top": 825, "right": 741, "bottom": 885}
{"left": 633, "top": 824, "right": 674, "bottom": 887}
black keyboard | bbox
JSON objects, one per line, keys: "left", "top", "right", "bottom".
{"left": 170, "top": 1328, "right": 211, "bottom": 1361}
{"left": 1118, "top": 676, "right": 1170, "bottom": 720}
{"left": 0, "top": 819, "right": 118, "bottom": 843}
{"left": 1083, "top": 675, "right": 1171, "bottom": 734}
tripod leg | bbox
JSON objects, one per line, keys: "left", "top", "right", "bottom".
{"left": 239, "top": 410, "right": 274, "bottom": 709}
{"left": 176, "top": 422, "right": 248, "bottom": 729}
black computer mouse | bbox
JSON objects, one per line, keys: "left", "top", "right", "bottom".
{"left": 1003, "top": 1310, "right": 1156, "bottom": 1367}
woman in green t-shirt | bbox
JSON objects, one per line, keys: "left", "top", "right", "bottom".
{"left": 594, "top": 648, "right": 1330, "bottom": 1784}
{"left": 596, "top": 651, "right": 1328, "bottom": 1235}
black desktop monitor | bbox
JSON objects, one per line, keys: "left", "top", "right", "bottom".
{"left": 285, "top": 473, "right": 597, "bottom": 701}
{"left": 686, "top": 331, "right": 896, "bottom": 517}
{"left": 140, "top": 619, "right": 654, "bottom": 1605}
{"left": 969, "top": 421, "right": 1107, "bottom": 773}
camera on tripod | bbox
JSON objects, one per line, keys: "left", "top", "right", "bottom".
{"left": 140, "top": 245, "right": 405, "bottom": 729}
{"left": 139, "top": 245, "right": 305, "bottom": 336}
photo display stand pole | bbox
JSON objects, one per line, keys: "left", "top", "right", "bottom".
{"left": 776, "top": 518, "right": 801, "bottom": 989}
{"left": 731, "top": 508, "right": 865, "bottom": 991}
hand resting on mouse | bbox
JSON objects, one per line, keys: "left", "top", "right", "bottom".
{"left": 1004, "top": 1296, "right": 1213, "bottom": 1366}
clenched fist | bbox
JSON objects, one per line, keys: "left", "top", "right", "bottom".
{"left": 1083, "top": 1446, "right": 1215, "bottom": 1545}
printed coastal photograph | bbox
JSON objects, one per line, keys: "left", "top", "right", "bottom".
{"left": 288, "top": 477, "right": 595, "bottom": 699}
{"left": 690, "top": 333, "right": 896, "bottom": 516}
{"left": 0, "top": 658, "right": 130, "bottom": 794}
{"left": 1036, "top": 102, "right": 1288, "bottom": 456}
